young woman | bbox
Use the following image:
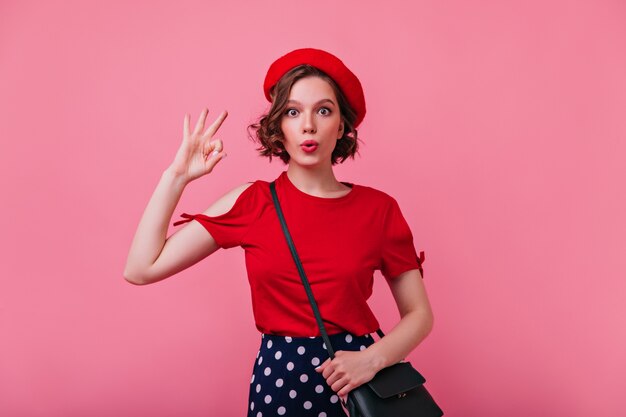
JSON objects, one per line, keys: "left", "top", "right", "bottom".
{"left": 124, "top": 48, "right": 434, "bottom": 417}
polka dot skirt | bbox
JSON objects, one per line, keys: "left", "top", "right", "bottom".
{"left": 247, "top": 331, "right": 375, "bottom": 417}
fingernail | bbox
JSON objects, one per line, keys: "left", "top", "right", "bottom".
{"left": 211, "top": 150, "right": 219, "bottom": 157}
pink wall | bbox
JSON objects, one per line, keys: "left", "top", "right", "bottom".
{"left": 1, "top": 0, "right": 624, "bottom": 415}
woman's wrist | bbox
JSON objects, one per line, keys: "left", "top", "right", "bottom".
{"left": 162, "top": 166, "right": 190, "bottom": 188}
{"left": 364, "top": 344, "right": 389, "bottom": 373}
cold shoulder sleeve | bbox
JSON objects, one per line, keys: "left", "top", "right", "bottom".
{"left": 380, "top": 197, "right": 425, "bottom": 279}
{"left": 172, "top": 181, "right": 260, "bottom": 249}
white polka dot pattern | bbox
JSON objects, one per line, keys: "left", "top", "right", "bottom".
{"left": 246, "top": 331, "right": 374, "bottom": 417}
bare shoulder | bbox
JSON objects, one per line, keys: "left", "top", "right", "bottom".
{"left": 202, "top": 182, "right": 255, "bottom": 217}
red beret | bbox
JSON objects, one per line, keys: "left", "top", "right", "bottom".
{"left": 263, "top": 48, "right": 366, "bottom": 127}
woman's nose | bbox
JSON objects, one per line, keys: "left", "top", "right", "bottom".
{"left": 302, "top": 111, "right": 317, "bottom": 134}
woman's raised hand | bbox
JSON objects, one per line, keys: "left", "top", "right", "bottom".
{"left": 168, "top": 108, "right": 228, "bottom": 183}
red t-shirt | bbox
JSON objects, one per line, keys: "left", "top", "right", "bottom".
{"left": 173, "top": 170, "right": 425, "bottom": 337}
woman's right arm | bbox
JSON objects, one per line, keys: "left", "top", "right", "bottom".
{"left": 123, "top": 108, "right": 232, "bottom": 285}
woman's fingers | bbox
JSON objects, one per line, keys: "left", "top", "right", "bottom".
{"left": 203, "top": 138, "right": 223, "bottom": 158}
{"left": 185, "top": 108, "right": 227, "bottom": 140}
{"left": 213, "top": 138, "right": 223, "bottom": 153}
{"left": 316, "top": 358, "right": 331, "bottom": 376}
{"left": 203, "top": 110, "right": 228, "bottom": 138}
{"left": 204, "top": 147, "right": 227, "bottom": 172}
{"left": 192, "top": 108, "right": 208, "bottom": 135}
{"left": 183, "top": 113, "right": 190, "bottom": 139}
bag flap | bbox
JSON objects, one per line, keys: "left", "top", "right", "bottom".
{"left": 366, "top": 362, "right": 426, "bottom": 399}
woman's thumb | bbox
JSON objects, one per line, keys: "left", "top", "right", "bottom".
{"left": 212, "top": 139, "right": 223, "bottom": 152}
{"left": 204, "top": 139, "right": 223, "bottom": 158}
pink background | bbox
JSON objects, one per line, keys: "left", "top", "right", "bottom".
{"left": 1, "top": 0, "right": 625, "bottom": 416}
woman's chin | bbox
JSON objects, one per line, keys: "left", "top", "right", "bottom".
{"left": 290, "top": 157, "right": 329, "bottom": 168}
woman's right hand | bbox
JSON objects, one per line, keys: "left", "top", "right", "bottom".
{"left": 168, "top": 108, "right": 228, "bottom": 183}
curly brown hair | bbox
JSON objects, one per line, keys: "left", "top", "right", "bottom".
{"left": 248, "top": 65, "right": 361, "bottom": 165}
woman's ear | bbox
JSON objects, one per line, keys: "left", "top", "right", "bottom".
{"left": 338, "top": 120, "right": 345, "bottom": 139}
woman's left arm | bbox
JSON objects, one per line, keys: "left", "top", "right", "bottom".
{"left": 367, "top": 268, "right": 434, "bottom": 369}
{"left": 316, "top": 268, "right": 434, "bottom": 398}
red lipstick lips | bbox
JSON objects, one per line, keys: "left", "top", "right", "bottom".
{"left": 301, "top": 140, "right": 319, "bottom": 153}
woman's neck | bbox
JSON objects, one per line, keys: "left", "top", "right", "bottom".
{"left": 286, "top": 164, "right": 349, "bottom": 198}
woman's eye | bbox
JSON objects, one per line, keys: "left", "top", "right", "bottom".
{"left": 285, "top": 109, "right": 299, "bottom": 117}
{"left": 318, "top": 107, "right": 331, "bottom": 116}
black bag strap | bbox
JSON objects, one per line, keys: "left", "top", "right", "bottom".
{"left": 269, "top": 181, "right": 386, "bottom": 362}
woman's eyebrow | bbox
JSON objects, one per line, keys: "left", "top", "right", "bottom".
{"left": 286, "top": 98, "right": 336, "bottom": 106}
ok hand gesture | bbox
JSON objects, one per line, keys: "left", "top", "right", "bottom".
{"left": 169, "top": 108, "right": 228, "bottom": 183}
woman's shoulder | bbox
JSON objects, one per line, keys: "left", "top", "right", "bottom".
{"left": 353, "top": 182, "right": 398, "bottom": 205}
{"left": 201, "top": 181, "right": 257, "bottom": 217}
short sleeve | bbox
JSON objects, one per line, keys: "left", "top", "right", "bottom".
{"left": 380, "top": 198, "right": 425, "bottom": 279}
{"left": 172, "top": 182, "right": 259, "bottom": 249}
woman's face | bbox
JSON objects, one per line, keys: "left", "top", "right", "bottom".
{"left": 280, "top": 76, "right": 344, "bottom": 167}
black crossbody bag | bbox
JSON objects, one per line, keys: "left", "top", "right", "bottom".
{"left": 270, "top": 181, "right": 443, "bottom": 417}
